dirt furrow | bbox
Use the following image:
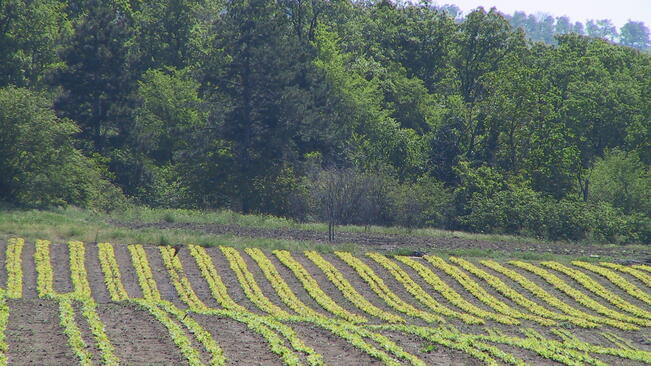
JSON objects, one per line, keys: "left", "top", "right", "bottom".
{"left": 112, "top": 243, "right": 144, "bottom": 299}
{"left": 291, "top": 323, "right": 384, "bottom": 366}
{"left": 205, "top": 246, "right": 266, "bottom": 315}
{"left": 193, "top": 313, "right": 284, "bottom": 366}
{"left": 176, "top": 248, "right": 223, "bottom": 309}
{"left": 99, "top": 302, "right": 188, "bottom": 365}
{"left": 0, "top": 241, "right": 7, "bottom": 292}
{"left": 323, "top": 253, "right": 414, "bottom": 324}
{"left": 50, "top": 241, "right": 74, "bottom": 295}
{"left": 84, "top": 242, "right": 111, "bottom": 303}
{"left": 6, "top": 299, "right": 77, "bottom": 365}
{"left": 291, "top": 252, "right": 373, "bottom": 322}
{"left": 20, "top": 241, "right": 37, "bottom": 299}
{"left": 142, "top": 244, "right": 183, "bottom": 305}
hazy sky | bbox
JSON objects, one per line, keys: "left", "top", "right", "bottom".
{"left": 440, "top": 0, "right": 651, "bottom": 28}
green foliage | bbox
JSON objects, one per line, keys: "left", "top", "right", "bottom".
{"left": 391, "top": 176, "right": 452, "bottom": 229}
{"left": 453, "top": 161, "right": 507, "bottom": 207}
{"left": 0, "top": 0, "right": 649, "bottom": 244}
{"left": 0, "top": 86, "right": 124, "bottom": 210}
{"left": 589, "top": 149, "right": 651, "bottom": 215}
{"left": 0, "top": 0, "right": 71, "bottom": 89}
{"left": 461, "top": 185, "right": 648, "bottom": 243}
{"left": 54, "top": 0, "right": 137, "bottom": 154}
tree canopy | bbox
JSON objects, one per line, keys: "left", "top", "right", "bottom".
{"left": 1, "top": 0, "right": 649, "bottom": 243}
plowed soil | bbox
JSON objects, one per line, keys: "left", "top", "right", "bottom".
{"left": 2, "top": 239, "right": 651, "bottom": 365}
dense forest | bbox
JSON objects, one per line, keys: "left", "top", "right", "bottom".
{"left": 1, "top": 0, "right": 650, "bottom": 243}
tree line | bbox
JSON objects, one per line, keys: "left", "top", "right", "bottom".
{"left": 1, "top": 0, "right": 649, "bottom": 243}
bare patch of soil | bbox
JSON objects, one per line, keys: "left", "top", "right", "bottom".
{"left": 112, "top": 243, "right": 143, "bottom": 299}
{"left": 176, "top": 249, "right": 222, "bottom": 308}
{"left": 322, "top": 253, "right": 421, "bottom": 325}
{"left": 6, "top": 299, "right": 77, "bottom": 366}
{"left": 204, "top": 247, "right": 267, "bottom": 315}
{"left": 142, "top": 245, "right": 183, "bottom": 305}
{"left": 84, "top": 242, "right": 111, "bottom": 303}
{"left": 378, "top": 330, "right": 484, "bottom": 366}
{"left": 192, "top": 313, "right": 284, "bottom": 366}
{"left": 290, "top": 322, "right": 384, "bottom": 365}
{"left": 290, "top": 252, "right": 373, "bottom": 322}
{"left": 99, "top": 302, "right": 188, "bottom": 366}
{"left": 72, "top": 301, "right": 103, "bottom": 364}
{"left": 266, "top": 251, "right": 333, "bottom": 318}
{"left": 0, "top": 241, "right": 7, "bottom": 291}
{"left": 50, "top": 241, "right": 73, "bottom": 295}
{"left": 20, "top": 241, "right": 37, "bottom": 299}
{"left": 238, "top": 248, "right": 300, "bottom": 316}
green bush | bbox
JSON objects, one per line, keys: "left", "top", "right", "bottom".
{"left": 0, "top": 86, "right": 125, "bottom": 210}
{"left": 460, "top": 185, "right": 650, "bottom": 244}
{"left": 390, "top": 176, "right": 453, "bottom": 229}
{"left": 589, "top": 149, "right": 650, "bottom": 216}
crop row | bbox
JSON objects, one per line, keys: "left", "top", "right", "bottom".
{"left": 172, "top": 246, "right": 324, "bottom": 365}
{"left": 0, "top": 288, "right": 8, "bottom": 366}
{"left": 573, "top": 261, "right": 651, "bottom": 306}
{"left": 5, "top": 239, "right": 651, "bottom": 366}
{"left": 541, "top": 261, "right": 651, "bottom": 322}
{"left": 600, "top": 262, "right": 651, "bottom": 287}
{"left": 180, "top": 245, "right": 651, "bottom": 366}
{"left": 128, "top": 244, "right": 229, "bottom": 366}
{"left": 274, "top": 249, "right": 366, "bottom": 323}
{"left": 34, "top": 240, "right": 119, "bottom": 366}
{"left": 511, "top": 261, "right": 646, "bottom": 328}
{"left": 369, "top": 253, "right": 482, "bottom": 324}
{"left": 449, "top": 257, "right": 590, "bottom": 327}
{"left": 305, "top": 250, "right": 403, "bottom": 323}
{"left": 191, "top": 245, "right": 421, "bottom": 366}
{"left": 5, "top": 238, "right": 24, "bottom": 299}
{"left": 426, "top": 255, "right": 553, "bottom": 325}
{"left": 186, "top": 245, "right": 426, "bottom": 365}
{"left": 337, "top": 251, "right": 442, "bottom": 323}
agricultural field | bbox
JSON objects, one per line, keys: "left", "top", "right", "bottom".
{"left": 1, "top": 237, "right": 650, "bottom": 365}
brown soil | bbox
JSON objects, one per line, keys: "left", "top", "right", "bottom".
{"left": 117, "top": 221, "right": 651, "bottom": 260}
{"left": 112, "top": 243, "right": 144, "bottom": 299}
{"left": 0, "top": 241, "right": 7, "bottom": 291}
{"left": 3, "top": 238, "right": 651, "bottom": 365}
{"left": 193, "top": 313, "right": 284, "bottom": 366}
{"left": 20, "top": 241, "right": 37, "bottom": 299}
{"left": 6, "top": 299, "right": 77, "bottom": 366}
{"left": 290, "top": 322, "right": 384, "bottom": 365}
{"left": 378, "top": 330, "right": 484, "bottom": 366}
{"left": 176, "top": 248, "right": 222, "bottom": 308}
{"left": 72, "top": 301, "right": 103, "bottom": 364}
{"left": 142, "top": 245, "right": 183, "bottom": 305}
{"left": 50, "top": 241, "right": 73, "bottom": 295}
{"left": 99, "top": 302, "right": 188, "bottom": 365}
{"left": 290, "top": 251, "right": 374, "bottom": 322}
{"left": 322, "top": 252, "right": 411, "bottom": 324}
{"left": 84, "top": 242, "right": 111, "bottom": 303}
{"left": 266, "top": 251, "right": 333, "bottom": 318}
{"left": 238, "top": 248, "right": 301, "bottom": 316}
{"left": 204, "top": 247, "right": 267, "bottom": 315}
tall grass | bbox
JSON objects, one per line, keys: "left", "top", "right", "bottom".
{"left": 0, "top": 204, "right": 641, "bottom": 260}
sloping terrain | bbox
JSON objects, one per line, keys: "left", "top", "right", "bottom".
{"left": 1, "top": 237, "right": 650, "bottom": 365}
